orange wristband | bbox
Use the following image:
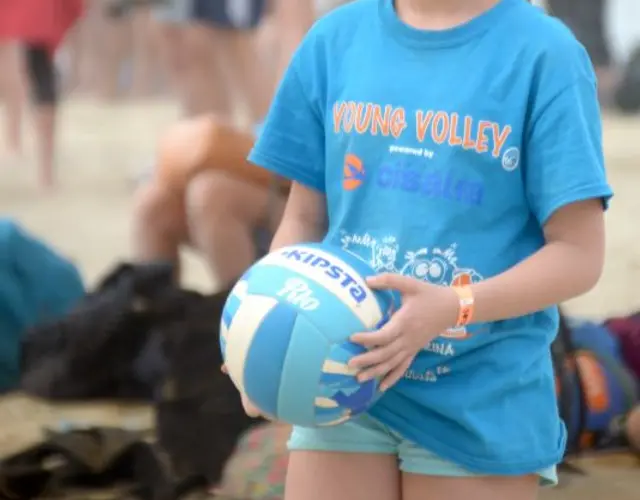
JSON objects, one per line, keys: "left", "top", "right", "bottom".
{"left": 452, "top": 286, "right": 474, "bottom": 327}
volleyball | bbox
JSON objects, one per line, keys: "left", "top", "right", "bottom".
{"left": 220, "top": 243, "right": 398, "bottom": 427}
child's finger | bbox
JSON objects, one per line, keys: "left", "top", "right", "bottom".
{"left": 350, "top": 319, "right": 401, "bottom": 347}
{"left": 221, "top": 364, "right": 229, "bottom": 374}
{"left": 356, "top": 350, "right": 408, "bottom": 383}
{"left": 349, "top": 341, "right": 402, "bottom": 370}
{"left": 380, "top": 356, "right": 414, "bottom": 392}
{"left": 367, "top": 273, "right": 419, "bottom": 294}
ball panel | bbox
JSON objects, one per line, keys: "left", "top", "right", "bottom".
{"left": 303, "top": 242, "right": 401, "bottom": 326}
{"left": 224, "top": 294, "right": 279, "bottom": 395}
{"left": 316, "top": 343, "right": 380, "bottom": 425}
{"left": 222, "top": 279, "right": 248, "bottom": 329}
{"left": 219, "top": 320, "right": 228, "bottom": 353}
{"left": 314, "top": 403, "right": 351, "bottom": 426}
{"left": 277, "top": 313, "right": 329, "bottom": 426}
{"left": 242, "top": 301, "right": 298, "bottom": 417}
{"left": 258, "top": 245, "right": 384, "bottom": 328}
{"left": 323, "top": 342, "right": 366, "bottom": 369}
{"left": 330, "top": 379, "right": 378, "bottom": 416}
{"left": 242, "top": 263, "right": 367, "bottom": 345}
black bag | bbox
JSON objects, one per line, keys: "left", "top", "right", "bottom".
{"left": 20, "top": 262, "right": 261, "bottom": 492}
{"left": 20, "top": 262, "right": 178, "bottom": 401}
{"left": 153, "top": 289, "right": 262, "bottom": 486}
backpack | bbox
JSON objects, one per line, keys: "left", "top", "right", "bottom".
{"left": 153, "top": 288, "right": 262, "bottom": 485}
{"left": 0, "top": 219, "right": 84, "bottom": 393}
{"left": 553, "top": 312, "right": 639, "bottom": 459}
{"left": 20, "top": 261, "right": 177, "bottom": 400}
{"left": 20, "top": 261, "right": 261, "bottom": 492}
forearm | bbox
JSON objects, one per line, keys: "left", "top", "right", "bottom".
{"left": 470, "top": 239, "right": 604, "bottom": 324}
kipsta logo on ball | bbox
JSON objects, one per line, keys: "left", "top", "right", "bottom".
{"left": 279, "top": 247, "right": 368, "bottom": 305}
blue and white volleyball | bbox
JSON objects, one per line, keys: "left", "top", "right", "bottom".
{"left": 220, "top": 243, "right": 397, "bottom": 427}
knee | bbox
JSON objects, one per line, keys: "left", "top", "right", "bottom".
{"left": 156, "top": 115, "right": 225, "bottom": 188}
{"left": 133, "top": 181, "right": 184, "bottom": 236}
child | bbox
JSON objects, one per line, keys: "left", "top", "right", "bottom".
{"left": 246, "top": 1, "right": 612, "bottom": 499}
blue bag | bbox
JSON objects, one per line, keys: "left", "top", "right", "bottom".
{"left": 0, "top": 219, "right": 85, "bottom": 392}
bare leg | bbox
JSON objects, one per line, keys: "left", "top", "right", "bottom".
{"left": 403, "top": 472, "right": 539, "bottom": 500}
{"left": 32, "top": 104, "right": 56, "bottom": 187}
{"left": 132, "top": 181, "right": 187, "bottom": 265}
{"left": 140, "top": 115, "right": 284, "bottom": 285}
{"left": 24, "top": 45, "right": 58, "bottom": 188}
{"left": 213, "top": 28, "right": 272, "bottom": 122}
{"left": 155, "top": 23, "right": 212, "bottom": 115}
{"left": 129, "top": 7, "right": 156, "bottom": 97}
{"left": 182, "top": 24, "right": 233, "bottom": 117}
{"left": 285, "top": 451, "right": 400, "bottom": 500}
{"left": 185, "top": 170, "right": 284, "bottom": 287}
{"left": 272, "top": 0, "right": 315, "bottom": 83}
{"left": 0, "top": 42, "right": 26, "bottom": 154}
{"left": 77, "top": 2, "right": 104, "bottom": 94}
{"left": 95, "top": 10, "right": 130, "bottom": 99}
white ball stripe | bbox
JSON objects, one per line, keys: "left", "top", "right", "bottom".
{"left": 315, "top": 397, "right": 339, "bottom": 408}
{"left": 225, "top": 295, "right": 279, "bottom": 395}
{"left": 321, "top": 359, "right": 358, "bottom": 376}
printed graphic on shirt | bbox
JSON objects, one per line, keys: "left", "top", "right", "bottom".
{"left": 342, "top": 152, "right": 486, "bottom": 206}
{"left": 333, "top": 101, "right": 520, "bottom": 172}
{"left": 339, "top": 231, "right": 483, "bottom": 340}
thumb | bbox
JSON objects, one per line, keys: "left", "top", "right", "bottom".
{"left": 366, "top": 273, "right": 419, "bottom": 294}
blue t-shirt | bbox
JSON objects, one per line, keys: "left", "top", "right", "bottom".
{"left": 249, "top": 0, "right": 613, "bottom": 474}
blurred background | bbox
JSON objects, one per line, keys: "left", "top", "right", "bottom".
{"left": 0, "top": 0, "right": 639, "bottom": 303}
{"left": 0, "top": 1, "right": 639, "bottom": 499}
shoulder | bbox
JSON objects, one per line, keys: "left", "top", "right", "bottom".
{"left": 507, "top": 3, "right": 596, "bottom": 87}
{"left": 291, "top": 1, "right": 377, "bottom": 95}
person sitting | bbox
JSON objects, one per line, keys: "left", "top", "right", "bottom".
{"left": 132, "top": 116, "right": 288, "bottom": 287}
{"left": 131, "top": 0, "right": 324, "bottom": 287}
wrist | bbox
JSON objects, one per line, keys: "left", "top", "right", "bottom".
{"left": 450, "top": 285, "right": 475, "bottom": 327}
{"left": 440, "top": 286, "right": 462, "bottom": 328}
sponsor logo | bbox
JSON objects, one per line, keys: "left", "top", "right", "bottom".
{"left": 280, "top": 248, "right": 368, "bottom": 304}
{"left": 377, "top": 161, "right": 484, "bottom": 206}
{"left": 343, "top": 153, "right": 365, "bottom": 191}
{"left": 343, "top": 156, "right": 484, "bottom": 207}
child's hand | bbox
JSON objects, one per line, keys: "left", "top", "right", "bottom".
{"left": 221, "top": 364, "right": 265, "bottom": 418}
{"left": 349, "top": 274, "right": 459, "bottom": 391}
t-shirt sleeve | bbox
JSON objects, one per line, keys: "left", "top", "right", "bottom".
{"left": 525, "top": 48, "right": 613, "bottom": 225}
{"left": 248, "top": 40, "right": 326, "bottom": 193}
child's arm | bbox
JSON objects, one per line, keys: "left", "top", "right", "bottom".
{"left": 470, "top": 198, "right": 605, "bottom": 323}
{"left": 270, "top": 183, "right": 327, "bottom": 249}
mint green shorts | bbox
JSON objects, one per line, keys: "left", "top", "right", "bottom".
{"left": 288, "top": 414, "right": 558, "bottom": 486}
